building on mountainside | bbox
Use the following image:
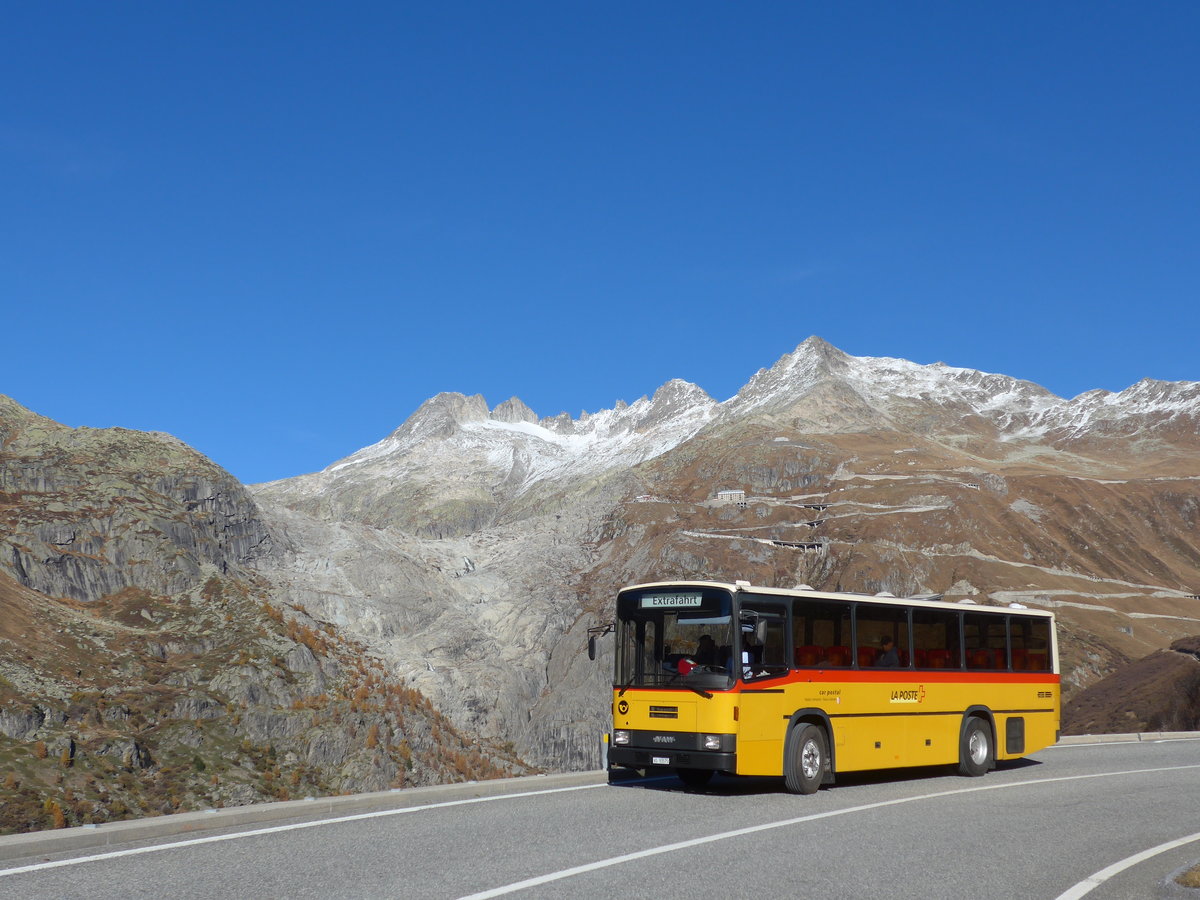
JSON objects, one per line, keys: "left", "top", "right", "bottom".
{"left": 716, "top": 489, "right": 747, "bottom": 508}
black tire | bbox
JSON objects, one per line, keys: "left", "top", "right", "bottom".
{"left": 958, "top": 717, "right": 993, "bottom": 777}
{"left": 676, "top": 768, "right": 714, "bottom": 788}
{"left": 784, "top": 723, "right": 827, "bottom": 794}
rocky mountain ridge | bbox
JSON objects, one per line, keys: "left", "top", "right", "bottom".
{"left": 4, "top": 336, "right": 1199, "bottom": 828}
{"left": 250, "top": 337, "right": 1200, "bottom": 772}
{"left": 263, "top": 338, "right": 1200, "bottom": 511}
{"left": 257, "top": 378, "right": 717, "bottom": 535}
{"left": 0, "top": 397, "right": 528, "bottom": 834}
{"left": 0, "top": 394, "right": 276, "bottom": 603}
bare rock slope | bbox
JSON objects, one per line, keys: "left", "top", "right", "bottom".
{"left": 0, "top": 396, "right": 527, "bottom": 834}
{"left": 1062, "top": 636, "right": 1200, "bottom": 734}
{"left": 0, "top": 394, "right": 275, "bottom": 602}
{"left": 5, "top": 335, "right": 1197, "bottom": 809}
{"left": 251, "top": 338, "right": 1200, "bottom": 771}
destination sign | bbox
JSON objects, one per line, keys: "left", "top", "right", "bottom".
{"left": 640, "top": 593, "right": 703, "bottom": 609}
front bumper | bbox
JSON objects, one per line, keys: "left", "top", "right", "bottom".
{"left": 609, "top": 746, "right": 736, "bottom": 771}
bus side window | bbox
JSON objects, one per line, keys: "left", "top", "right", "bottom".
{"left": 1011, "top": 616, "right": 1052, "bottom": 671}
{"left": 965, "top": 613, "right": 1007, "bottom": 670}
{"left": 912, "top": 607, "right": 961, "bottom": 670}
{"left": 791, "top": 597, "right": 851, "bottom": 669}
{"left": 855, "top": 606, "right": 909, "bottom": 668}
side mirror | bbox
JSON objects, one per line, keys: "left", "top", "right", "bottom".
{"left": 586, "top": 622, "right": 613, "bottom": 661}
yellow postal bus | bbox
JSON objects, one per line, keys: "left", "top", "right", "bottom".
{"left": 605, "top": 580, "right": 1059, "bottom": 792}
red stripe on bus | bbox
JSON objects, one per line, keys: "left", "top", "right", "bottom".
{"left": 736, "top": 670, "right": 1060, "bottom": 688}
{"left": 615, "top": 672, "right": 1060, "bottom": 696}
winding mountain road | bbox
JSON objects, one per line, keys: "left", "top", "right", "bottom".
{"left": 3, "top": 739, "right": 1198, "bottom": 899}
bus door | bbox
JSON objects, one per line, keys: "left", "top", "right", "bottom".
{"left": 734, "top": 599, "right": 790, "bottom": 775}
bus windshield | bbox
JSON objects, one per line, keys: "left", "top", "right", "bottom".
{"left": 615, "top": 586, "right": 736, "bottom": 690}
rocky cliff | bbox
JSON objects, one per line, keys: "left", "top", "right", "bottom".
{"left": 0, "top": 397, "right": 528, "bottom": 834}
{"left": 0, "top": 394, "right": 275, "bottom": 602}
{"left": 4, "top": 337, "right": 1199, "bottom": 831}
{"left": 250, "top": 338, "right": 1200, "bottom": 773}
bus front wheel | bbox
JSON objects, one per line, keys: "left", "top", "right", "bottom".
{"left": 784, "top": 724, "right": 826, "bottom": 794}
{"left": 958, "top": 717, "right": 992, "bottom": 777}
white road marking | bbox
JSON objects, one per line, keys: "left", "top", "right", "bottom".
{"left": 1049, "top": 737, "right": 1200, "bottom": 749}
{"left": 1054, "top": 830, "right": 1200, "bottom": 899}
{"left": 1143, "top": 737, "right": 1200, "bottom": 743}
{"left": 0, "top": 783, "right": 606, "bottom": 878}
{"left": 456, "top": 764, "right": 1200, "bottom": 899}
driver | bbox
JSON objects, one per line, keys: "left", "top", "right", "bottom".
{"left": 694, "top": 634, "right": 718, "bottom": 665}
{"left": 677, "top": 634, "right": 719, "bottom": 676}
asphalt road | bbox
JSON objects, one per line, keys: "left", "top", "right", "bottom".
{"left": 3, "top": 739, "right": 1199, "bottom": 899}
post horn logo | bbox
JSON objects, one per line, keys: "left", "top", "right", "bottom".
{"left": 617, "top": 699, "right": 629, "bottom": 715}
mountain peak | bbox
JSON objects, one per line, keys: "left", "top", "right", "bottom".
{"left": 726, "top": 336, "right": 854, "bottom": 416}
{"left": 796, "top": 334, "right": 846, "bottom": 360}
{"left": 633, "top": 379, "right": 715, "bottom": 433}
{"left": 492, "top": 397, "right": 538, "bottom": 424}
{"left": 367, "top": 393, "right": 491, "bottom": 450}
{"left": 650, "top": 378, "right": 712, "bottom": 405}
{"left": 0, "top": 394, "right": 61, "bottom": 446}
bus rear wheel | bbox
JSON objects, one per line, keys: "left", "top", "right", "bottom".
{"left": 784, "top": 724, "right": 826, "bottom": 794}
{"left": 958, "top": 717, "right": 992, "bottom": 777}
{"left": 676, "top": 768, "right": 714, "bottom": 788}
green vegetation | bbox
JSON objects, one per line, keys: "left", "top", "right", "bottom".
{"left": 0, "top": 572, "right": 529, "bottom": 835}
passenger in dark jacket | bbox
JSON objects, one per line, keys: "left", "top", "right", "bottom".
{"left": 876, "top": 636, "right": 900, "bottom": 667}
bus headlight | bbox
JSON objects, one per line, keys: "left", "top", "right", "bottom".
{"left": 613, "top": 730, "right": 630, "bottom": 745}
{"left": 703, "top": 734, "right": 721, "bottom": 750}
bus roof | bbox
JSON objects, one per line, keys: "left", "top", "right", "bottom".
{"left": 619, "top": 580, "right": 1055, "bottom": 619}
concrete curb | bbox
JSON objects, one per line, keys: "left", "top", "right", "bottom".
{"left": 0, "top": 770, "right": 606, "bottom": 864}
{"left": 1056, "top": 731, "right": 1200, "bottom": 745}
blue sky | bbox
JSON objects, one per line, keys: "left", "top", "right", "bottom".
{"left": 4, "top": 3, "right": 1198, "bottom": 484}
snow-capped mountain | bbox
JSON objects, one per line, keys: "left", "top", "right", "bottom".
{"left": 721, "top": 336, "right": 1200, "bottom": 443}
{"left": 248, "top": 336, "right": 1200, "bottom": 774}
{"left": 257, "top": 336, "right": 1200, "bottom": 534}
{"left": 329, "top": 377, "right": 717, "bottom": 490}
{"left": 255, "top": 379, "right": 710, "bottom": 520}
{"left": 255, "top": 378, "right": 717, "bottom": 533}
{"left": 7, "top": 338, "right": 1198, "bottom": 795}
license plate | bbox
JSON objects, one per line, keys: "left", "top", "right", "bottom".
{"left": 652, "top": 756, "right": 670, "bottom": 765}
